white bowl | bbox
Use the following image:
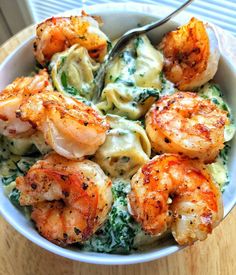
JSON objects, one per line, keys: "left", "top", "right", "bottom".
{"left": 0, "top": 3, "right": 236, "bottom": 265}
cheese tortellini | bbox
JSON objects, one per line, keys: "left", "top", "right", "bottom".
{"left": 50, "top": 44, "right": 99, "bottom": 100}
{"left": 94, "top": 115, "right": 151, "bottom": 178}
{"left": 97, "top": 35, "right": 163, "bottom": 120}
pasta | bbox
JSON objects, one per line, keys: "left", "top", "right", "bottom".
{"left": 1, "top": 15, "right": 235, "bottom": 254}
{"left": 94, "top": 114, "right": 151, "bottom": 178}
{"left": 50, "top": 44, "right": 100, "bottom": 100}
{"left": 97, "top": 35, "right": 163, "bottom": 119}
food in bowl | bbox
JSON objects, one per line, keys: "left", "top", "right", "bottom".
{"left": 0, "top": 11, "right": 235, "bottom": 254}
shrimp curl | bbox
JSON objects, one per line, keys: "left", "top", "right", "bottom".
{"left": 16, "top": 153, "right": 112, "bottom": 245}
{"left": 159, "top": 17, "right": 220, "bottom": 90}
{"left": 145, "top": 92, "right": 229, "bottom": 163}
{"left": 128, "top": 154, "right": 223, "bottom": 245}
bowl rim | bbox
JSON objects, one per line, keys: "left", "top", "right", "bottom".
{"left": 0, "top": 2, "right": 236, "bottom": 265}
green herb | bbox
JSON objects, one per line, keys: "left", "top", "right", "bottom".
{"left": 61, "top": 71, "right": 68, "bottom": 88}
{"left": 198, "top": 83, "right": 232, "bottom": 119}
{"left": 16, "top": 159, "right": 37, "bottom": 174}
{"left": 222, "top": 103, "right": 229, "bottom": 111}
{"left": 114, "top": 77, "right": 134, "bottom": 87}
{"left": 112, "top": 179, "right": 130, "bottom": 199}
{"left": 60, "top": 71, "right": 80, "bottom": 96}
{"left": 1, "top": 157, "right": 38, "bottom": 187}
{"left": 65, "top": 86, "right": 79, "bottom": 96}
{"left": 1, "top": 175, "right": 17, "bottom": 186}
{"left": 60, "top": 56, "right": 67, "bottom": 66}
{"left": 219, "top": 144, "right": 230, "bottom": 165}
{"left": 9, "top": 188, "right": 21, "bottom": 207}
{"left": 119, "top": 51, "right": 134, "bottom": 64}
{"left": 128, "top": 67, "right": 136, "bottom": 75}
{"left": 134, "top": 88, "right": 159, "bottom": 103}
{"left": 212, "top": 98, "right": 219, "bottom": 105}
{"left": 107, "top": 40, "right": 112, "bottom": 52}
{"left": 160, "top": 71, "right": 166, "bottom": 85}
{"left": 134, "top": 36, "right": 144, "bottom": 50}
{"left": 13, "top": 161, "right": 25, "bottom": 174}
{"left": 212, "top": 84, "right": 223, "bottom": 97}
{"left": 216, "top": 144, "right": 230, "bottom": 192}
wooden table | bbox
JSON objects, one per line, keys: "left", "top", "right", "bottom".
{"left": 0, "top": 26, "right": 236, "bottom": 275}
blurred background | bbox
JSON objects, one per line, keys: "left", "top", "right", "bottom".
{"left": 0, "top": 0, "right": 236, "bottom": 44}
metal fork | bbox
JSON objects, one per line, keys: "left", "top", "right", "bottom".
{"left": 92, "top": 0, "right": 194, "bottom": 102}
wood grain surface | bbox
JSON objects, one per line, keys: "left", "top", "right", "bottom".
{"left": 0, "top": 26, "right": 236, "bottom": 275}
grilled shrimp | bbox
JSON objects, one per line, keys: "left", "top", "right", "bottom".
{"left": 128, "top": 154, "right": 223, "bottom": 245}
{"left": 0, "top": 70, "right": 52, "bottom": 138}
{"left": 16, "top": 152, "right": 112, "bottom": 245}
{"left": 159, "top": 18, "right": 220, "bottom": 90}
{"left": 34, "top": 11, "right": 108, "bottom": 65}
{"left": 18, "top": 91, "right": 109, "bottom": 159}
{"left": 145, "top": 92, "right": 229, "bottom": 163}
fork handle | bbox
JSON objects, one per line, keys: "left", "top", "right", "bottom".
{"left": 109, "top": 0, "right": 194, "bottom": 60}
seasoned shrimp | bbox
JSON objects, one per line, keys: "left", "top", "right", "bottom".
{"left": 0, "top": 70, "right": 52, "bottom": 138}
{"left": 16, "top": 152, "right": 112, "bottom": 245}
{"left": 18, "top": 90, "right": 109, "bottom": 159}
{"left": 159, "top": 18, "right": 220, "bottom": 90}
{"left": 34, "top": 11, "right": 108, "bottom": 65}
{"left": 128, "top": 154, "right": 223, "bottom": 245}
{"left": 146, "top": 92, "right": 229, "bottom": 163}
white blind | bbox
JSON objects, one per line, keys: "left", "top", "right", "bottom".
{"left": 27, "top": 0, "right": 236, "bottom": 35}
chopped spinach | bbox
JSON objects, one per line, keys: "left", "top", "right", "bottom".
{"left": 16, "top": 158, "right": 36, "bottom": 174}
{"left": 1, "top": 157, "right": 38, "bottom": 187}
{"left": 159, "top": 71, "right": 166, "bottom": 85}
{"left": 128, "top": 67, "right": 136, "bottom": 75}
{"left": 61, "top": 71, "right": 68, "bottom": 88}
{"left": 198, "top": 83, "right": 232, "bottom": 118}
{"left": 119, "top": 51, "right": 134, "bottom": 65}
{"left": 60, "top": 56, "right": 67, "bottom": 66}
{"left": 83, "top": 179, "right": 139, "bottom": 253}
{"left": 114, "top": 77, "right": 135, "bottom": 87}
{"left": 9, "top": 188, "right": 21, "bottom": 208}
{"left": 134, "top": 36, "right": 144, "bottom": 50}
{"left": 208, "top": 144, "right": 230, "bottom": 193}
{"left": 219, "top": 144, "right": 230, "bottom": 166}
{"left": 1, "top": 152, "right": 39, "bottom": 215}
{"left": 64, "top": 86, "right": 79, "bottom": 96}
{"left": 2, "top": 175, "right": 17, "bottom": 186}
{"left": 112, "top": 179, "right": 130, "bottom": 200}
{"left": 107, "top": 40, "right": 112, "bottom": 52}
{"left": 134, "top": 88, "right": 159, "bottom": 103}
{"left": 60, "top": 71, "right": 80, "bottom": 96}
